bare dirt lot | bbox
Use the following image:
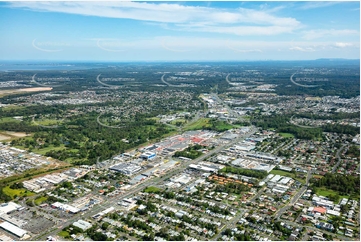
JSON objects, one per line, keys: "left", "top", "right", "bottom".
{"left": 18, "top": 87, "right": 53, "bottom": 92}
{"left": 4, "top": 131, "right": 30, "bottom": 137}
{"left": 0, "top": 134, "right": 11, "bottom": 141}
{"left": 0, "top": 87, "right": 52, "bottom": 97}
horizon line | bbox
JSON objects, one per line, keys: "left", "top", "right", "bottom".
{"left": 0, "top": 58, "right": 360, "bottom": 63}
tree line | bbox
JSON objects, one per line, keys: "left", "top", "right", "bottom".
{"left": 311, "top": 173, "right": 360, "bottom": 196}
{"left": 219, "top": 166, "right": 268, "bottom": 179}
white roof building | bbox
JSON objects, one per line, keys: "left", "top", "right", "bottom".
{"left": 270, "top": 175, "right": 282, "bottom": 183}
{"left": 0, "top": 221, "right": 27, "bottom": 238}
{"left": 0, "top": 202, "right": 22, "bottom": 215}
{"left": 326, "top": 210, "right": 341, "bottom": 217}
{"left": 51, "top": 202, "right": 79, "bottom": 214}
{"left": 73, "top": 220, "right": 92, "bottom": 231}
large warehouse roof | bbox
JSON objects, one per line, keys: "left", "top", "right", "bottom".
{"left": 0, "top": 202, "right": 22, "bottom": 215}
{"left": 0, "top": 221, "right": 27, "bottom": 238}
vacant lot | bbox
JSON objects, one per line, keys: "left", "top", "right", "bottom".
{"left": 4, "top": 131, "right": 30, "bottom": 137}
{"left": 0, "top": 134, "right": 11, "bottom": 141}
{"left": 184, "top": 118, "right": 210, "bottom": 130}
{"left": 2, "top": 186, "right": 34, "bottom": 199}
{"left": 144, "top": 186, "right": 161, "bottom": 193}
{"left": 0, "top": 87, "right": 52, "bottom": 97}
{"left": 279, "top": 132, "right": 295, "bottom": 138}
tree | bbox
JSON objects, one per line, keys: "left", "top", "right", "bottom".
{"left": 90, "top": 232, "right": 108, "bottom": 241}
{"left": 101, "top": 222, "right": 110, "bottom": 230}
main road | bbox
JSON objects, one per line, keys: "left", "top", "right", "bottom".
{"left": 35, "top": 126, "right": 258, "bottom": 240}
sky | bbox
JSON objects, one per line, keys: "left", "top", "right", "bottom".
{"left": 0, "top": 1, "right": 360, "bottom": 61}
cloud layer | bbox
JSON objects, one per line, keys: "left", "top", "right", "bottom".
{"left": 9, "top": 1, "right": 302, "bottom": 36}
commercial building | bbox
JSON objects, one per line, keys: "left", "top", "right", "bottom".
{"left": 0, "top": 221, "right": 27, "bottom": 238}
{"left": 0, "top": 202, "right": 22, "bottom": 215}
{"left": 51, "top": 202, "right": 80, "bottom": 214}
{"left": 140, "top": 152, "right": 156, "bottom": 160}
{"left": 189, "top": 164, "right": 217, "bottom": 173}
{"left": 129, "top": 175, "right": 148, "bottom": 185}
{"left": 73, "top": 220, "right": 92, "bottom": 231}
{"left": 109, "top": 163, "right": 142, "bottom": 175}
{"left": 170, "top": 174, "right": 192, "bottom": 185}
{"left": 92, "top": 207, "right": 115, "bottom": 219}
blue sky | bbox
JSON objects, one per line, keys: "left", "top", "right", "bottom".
{"left": 0, "top": 1, "right": 359, "bottom": 61}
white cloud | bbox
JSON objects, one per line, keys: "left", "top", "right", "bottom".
{"left": 289, "top": 46, "right": 315, "bottom": 52}
{"left": 8, "top": 1, "right": 301, "bottom": 36}
{"left": 334, "top": 42, "right": 353, "bottom": 48}
{"left": 298, "top": 1, "right": 342, "bottom": 10}
{"left": 302, "top": 29, "right": 359, "bottom": 40}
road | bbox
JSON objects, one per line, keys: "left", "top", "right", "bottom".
{"left": 289, "top": 115, "right": 317, "bottom": 129}
{"left": 274, "top": 169, "right": 312, "bottom": 219}
{"left": 210, "top": 92, "right": 239, "bottom": 119}
{"left": 96, "top": 113, "right": 125, "bottom": 129}
{"left": 96, "top": 74, "right": 122, "bottom": 88}
{"left": 225, "top": 73, "right": 239, "bottom": 86}
{"left": 32, "top": 116, "right": 61, "bottom": 129}
{"left": 35, "top": 126, "right": 258, "bottom": 240}
{"left": 161, "top": 74, "right": 187, "bottom": 87}
{"left": 331, "top": 144, "right": 347, "bottom": 173}
{"left": 31, "top": 74, "right": 64, "bottom": 88}
{"left": 289, "top": 73, "right": 319, "bottom": 88}
{"left": 278, "top": 218, "right": 355, "bottom": 241}
{"left": 161, "top": 110, "right": 203, "bottom": 133}
{"left": 212, "top": 186, "right": 267, "bottom": 241}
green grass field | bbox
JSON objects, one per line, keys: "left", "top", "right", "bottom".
{"left": 2, "top": 186, "right": 34, "bottom": 199}
{"left": 58, "top": 231, "right": 70, "bottom": 238}
{"left": 317, "top": 188, "right": 338, "bottom": 197}
{"left": 184, "top": 118, "right": 210, "bottom": 130}
{"left": 32, "top": 145, "right": 67, "bottom": 155}
{"left": 270, "top": 169, "right": 306, "bottom": 184}
{"left": 184, "top": 118, "right": 235, "bottom": 131}
{"left": 144, "top": 186, "right": 161, "bottom": 193}
{"left": 148, "top": 117, "right": 160, "bottom": 121}
{"left": 34, "top": 196, "right": 48, "bottom": 205}
{"left": 35, "top": 119, "right": 63, "bottom": 125}
{"left": 0, "top": 117, "right": 21, "bottom": 123}
{"left": 214, "top": 122, "right": 234, "bottom": 131}
{"left": 279, "top": 132, "right": 295, "bottom": 138}
{"left": 170, "top": 119, "right": 187, "bottom": 125}
{"left": 315, "top": 187, "right": 349, "bottom": 203}
{"left": 1, "top": 105, "right": 24, "bottom": 111}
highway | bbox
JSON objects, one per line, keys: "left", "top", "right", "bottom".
{"left": 96, "top": 113, "right": 125, "bottom": 129}
{"left": 32, "top": 116, "right": 62, "bottom": 129}
{"left": 161, "top": 74, "right": 186, "bottom": 87}
{"left": 210, "top": 92, "right": 239, "bottom": 119}
{"left": 96, "top": 74, "right": 122, "bottom": 88}
{"left": 289, "top": 115, "right": 317, "bottom": 129}
{"left": 31, "top": 74, "right": 65, "bottom": 88}
{"left": 35, "top": 126, "right": 258, "bottom": 240}
{"left": 225, "top": 73, "right": 238, "bottom": 86}
{"left": 289, "top": 73, "right": 319, "bottom": 88}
